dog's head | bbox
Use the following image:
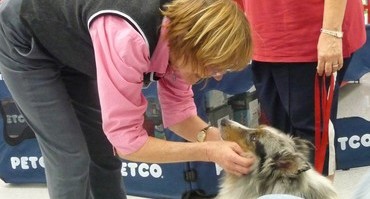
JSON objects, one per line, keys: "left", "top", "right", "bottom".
{"left": 220, "top": 119, "right": 313, "bottom": 178}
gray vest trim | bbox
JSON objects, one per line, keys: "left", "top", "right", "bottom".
{"left": 88, "top": 10, "right": 150, "bottom": 50}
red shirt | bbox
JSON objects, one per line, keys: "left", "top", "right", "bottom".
{"left": 243, "top": 0, "right": 366, "bottom": 62}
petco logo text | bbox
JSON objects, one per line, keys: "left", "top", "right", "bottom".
{"left": 7, "top": 114, "right": 26, "bottom": 124}
{"left": 10, "top": 156, "right": 45, "bottom": 169}
{"left": 121, "top": 162, "right": 162, "bottom": 178}
{"left": 337, "top": 134, "right": 370, "bottom": 150}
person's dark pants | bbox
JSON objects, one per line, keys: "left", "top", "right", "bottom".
{"left": 251, "top": 59, "right": 351, "bottom": 174}
{"left": 0, "top": 0, "right": 126, "bottom": 198}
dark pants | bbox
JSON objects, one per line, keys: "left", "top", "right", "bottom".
{"left": 0, "top": 0, "right": 126, "bottom": 198}
{"left": 251, "top": 59, "right": 351, "bottom": 173}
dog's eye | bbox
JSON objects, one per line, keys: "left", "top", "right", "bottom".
{"left": 250, "top": 134, "right": 257, "bottom": 142}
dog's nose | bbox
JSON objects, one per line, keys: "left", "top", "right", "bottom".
{"left": 220, "top": 118, "right": 230, "bottom": 126}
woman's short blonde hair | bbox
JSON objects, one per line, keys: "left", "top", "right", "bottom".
{"left": 162, "top": 0, "right": 252, "bottom": 75}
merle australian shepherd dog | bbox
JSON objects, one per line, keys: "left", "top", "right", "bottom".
{"left": 216, "top": 119, "right": 338, "bottom": 199}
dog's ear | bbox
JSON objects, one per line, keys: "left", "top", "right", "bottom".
{"left": 272, "top": 150, "right": 311, "bottom": 176}
{"left": 293, "top": 137, "right": 314, "bottom": 158}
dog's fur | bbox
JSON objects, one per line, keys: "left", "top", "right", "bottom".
{"left": 216, "top": 119, "right": 338, "bottom": 199}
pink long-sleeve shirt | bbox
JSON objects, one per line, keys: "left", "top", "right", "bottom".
{"left": 89, "top": 15, "right": 197, "bottom": 155}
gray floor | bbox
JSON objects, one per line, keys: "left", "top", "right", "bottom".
{"left": 2, "top": 73, "right": 370, "bottom": 199}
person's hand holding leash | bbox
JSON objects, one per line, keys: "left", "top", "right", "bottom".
{"left": 316, "top": 31, "right": 343, "bottom": 76}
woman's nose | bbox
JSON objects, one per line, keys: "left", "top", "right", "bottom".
{"left": 212, "top": 73, "right": 224, "bottom": 81}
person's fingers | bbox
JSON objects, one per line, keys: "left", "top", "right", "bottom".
{"left": 223, "top": 168, "right": 243, "bottom": 177}
{"left": 324, "top": 62, "right": 333, "bottom": 76}
{"left": 328, "top": 59, "right": 343, "bottom": 74}
{"left": 222, "top": 159, "right": 252, "bottom": 176}
{"left": 321, "top": 60, "right": 343, "bottom": 76}
{"left": 230, "top": 143, "right": 255, "bottom": 166}
{"left": 316, "top": 59, "right": 325, "bottom": 76}
{"left": 229, "top": 141, "right": 245, "bottom": 155}
{"left": 332, "top": 63, "right": 339, "bottom": 73}
{"left": 338, "top": 58, "right": 344, "bottom": 70}
{"left": 233, "top": 156, "right": 255, "bottom": 175}
{"left": 228, "top": 145, "right": 255, "bottom": 175}
{"left": 209, "top": 141, "right": 256, "bottom": 175}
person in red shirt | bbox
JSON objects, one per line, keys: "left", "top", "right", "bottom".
{"left": 243, "top": 0, "right": 366, "bottom": 177}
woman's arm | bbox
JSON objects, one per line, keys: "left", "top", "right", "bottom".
{"left": 119, "top": 134, "right": 254, "bottom": 176}
{"left": 316, "top": 0, "right": 347, "bottom": 76}
{"left": 168, "top": 115, "right": 222, "bottom": 142}
{"left": 89, "top": 15, "right": 151, "bottom": 154}
{"left": 322, "top": 0, "right": 347, "bottom": 30}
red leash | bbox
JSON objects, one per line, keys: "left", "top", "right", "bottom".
{"left": 314, "top": 74, "right": 335, "bottom": 174}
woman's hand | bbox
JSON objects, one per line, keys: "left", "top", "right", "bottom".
{"left": 316, "top": 33, "right": 343, "bottom": 76}
{"left": 205, "top": 141, "right": 256, "bottom": 176}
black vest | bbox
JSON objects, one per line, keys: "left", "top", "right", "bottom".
{"left": 20, "top": 0, "right": 169, "bottom": 77}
